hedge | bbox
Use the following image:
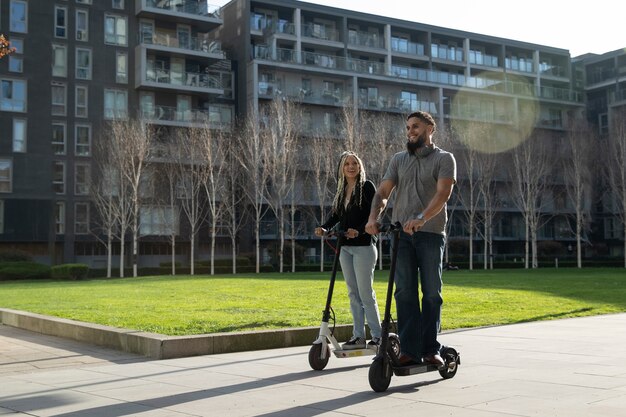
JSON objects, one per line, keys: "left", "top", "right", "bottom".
{"left": 51, "top": 264, "right": 90, "bottom": 280}
{"left": 0, "top": 262, "right": 51, "bottom": 281}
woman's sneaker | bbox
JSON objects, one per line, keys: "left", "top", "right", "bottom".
{"left": 342, "top": 337, "right": 366, "bottom": 350}
{"left": 367, "top": 337, "right": 381, "bottom": 349}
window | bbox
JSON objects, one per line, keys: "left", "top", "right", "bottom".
{"left": 75, "top": 203, "right": 90, "bottom": 234}
{"left": 52, "top": 44, "right": 67, "bottom": 77}
{"left": 0, "top": 160, "right": 12, "bottom": 193}
{"left": 112, "top": 0, "right": 124, "bottom": 9}
{"left": 53, "top": 161, "right": 65, "bottom": 194}
{"left": 104, "top": 15, "right": 127, "bottom": 46}
{"left": 52, "top": 123, "right": 66, "bottom": 155}
{"left": 0, "top": 200, "right": 4, "bottom": 234}
{"left": 55, "top": 202, "right": 65, "bottom": 234}
{"left": 75, "top": 163, "right": 90, "bottom": 195}
{"left": 10, "top": 1, "right": 28, "bottom": 33}
{"left": 1, "top": 79, "right": 27, "bottom": 112}
{"left": 76, "top": 48, "right": 92, "bottom": 80}
{"left": 12, "top": 118, "right": 26, "bottom": 152}
{"left": 55, "top": 6, "right": 67, "bottom": 38}
{"left": 8, "top": 38, "right": 23, "bottom": 73}
{"left": 75, "top": 85, "right": 88, "bottom": 117}
{"left": 76, "top": 0, "right": 92, "bottom": 4}
{"left": 104, "top": 89, "right": 127, "bottom": 119}
{"left": 75, "top": 124, "right": 91, "bottom": 156}
{"left": 116, "top": 52, "right": 128, "bottom": 83}
{"left": 52, "top": 83, "right": 67, "bottom": 116}
{"left": 140, "top": 206, "right": 179, "bottom": 236}
{"left": 76, "top": 9, "right": 89, "bottom": 41}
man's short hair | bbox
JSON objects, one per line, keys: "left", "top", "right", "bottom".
{"left": 407, "top": 111, "right": 437, "bottom": 133}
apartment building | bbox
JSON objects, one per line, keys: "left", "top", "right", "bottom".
{"left": 0, "top": 0, "right": 234, "bottom": 266}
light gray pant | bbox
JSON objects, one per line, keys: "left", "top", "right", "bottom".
{"left": 339, "top": 244, "right": 382, "bottom": 339}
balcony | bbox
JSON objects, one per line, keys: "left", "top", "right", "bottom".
{"left": 469, "top": 51, "right": 499, "bottom": 68}
{"left": 301, "top": 23, "right": 340, "bottom": 42}
{"left": 139, "top": 30, "right": 225, "bottom": 59}
{"left": 539, "top": 85, "right": 582, "bottom": 102}
{"left": 347, "top": 30, "right": 384, "bottom": 50}
{"left": 431, "top": 44, "right": 464, "bottom": 63}
{"left": 141, "top": 65, "right": 231, "bottom": 95}
{"left": 505, "top": 57, "right": 534, "bottom": 73}
{"left": 391, "top": 40, "right": 426, "bottom": 56}
{"left": 141, "top": 104, "right": 233, "bottom": 129}
{"left": 136, "top": 0, "right": 222, "bottom": 31}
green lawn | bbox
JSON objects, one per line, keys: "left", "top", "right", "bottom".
{"left": 1, "top": 268, "right": 625, "bottom": 336}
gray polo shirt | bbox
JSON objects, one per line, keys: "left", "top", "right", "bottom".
{"left": 383, "top": 146, "right": 456, "bottom": 235}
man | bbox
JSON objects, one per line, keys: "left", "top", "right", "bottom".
{"left": 365, "top": 111, "right": 456, "bottom": 367}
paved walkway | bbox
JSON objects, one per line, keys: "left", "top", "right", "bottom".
{"left": 1, "top": 314, "right": 626, "bottom": 416}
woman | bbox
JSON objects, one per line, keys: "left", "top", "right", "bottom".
{"left": 315, "top": 151, "right": 382, "bottom": 350}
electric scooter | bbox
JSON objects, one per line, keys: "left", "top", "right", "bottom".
{"left": 368, "top": 222, "right": 460, "bottom": 392}
{"left": 308, "top": 227, "right": 377, "bottom": 371}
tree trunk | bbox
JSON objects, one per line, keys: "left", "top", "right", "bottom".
{"left": 107, "top": 233, "right": 112, "bottom": 278}
{"left": 171, "top": 235, "right": 176, "bottom": 275}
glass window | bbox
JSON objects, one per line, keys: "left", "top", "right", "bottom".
{"left": 116, "top": 52, "right": 127, "bottom": 83}
{"left": 53, "top": 161, "right": 65, "bottom": 194}
{"left": 52, "top": 44, "right": 67, "bottom": 77}
{"left": 0, "top": 200, "right": 4, "bottom": 234}
{"left": 51, "top": 83, "right": 67, "bottom": 116}
{"left": 52, "top": 123, "right": 66, "bottom": 155}
{"left": 10, "top": 1, "right": 28, "bottom": 33}
{"left": 8, "top": 38, "right": 23, "bottom": 73}
{"left": 76, "top": 48, "right": 92, "bottom": 80}
{"left": 75, "top": 124, "right": 91, "bottom": 156}
{"left": 104, "top": 89, "right": 127, "bottom": 119}
{"left": 55, "top": 202, "right": 65, "bottom": 234}
{"left": 12, "top": 118, "right": 26, "bottom": 152}
{"left": 75, "top": 164, "right": 90, "bottom": 195}
{"left": 112, "top": 0, "right": 124, "bottom": 9}
{"left": 104, "top": 15, "right": 127, "bottom": 46}
{"left": 0, "top": 159, "right": 12, "bottom": 193}
{"left": 55, "top": 6, "right": 67, "bottom": 38}
{"left": 75, "top": 202, "right": 90, "bottom": 234}
{"left": 140, "top": 206, "right": 178, "bottom": 236}
{"left": 1, "top": 79, "right": 27, "bottom": 112}
{"left": 76, "top": 0, "right": 92, "bottom": 4}
{"left": 75, "top": 85, "right": 88, "bottom": 117}
{"left": 76, "top": 9, "right": 89, "bottom": 41}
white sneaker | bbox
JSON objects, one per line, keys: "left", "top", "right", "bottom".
{"left": 367, "top": 337, "right": 381, "bottom": 348}
{"left": 342, "top": 337, "right": 366, "bottom": 350}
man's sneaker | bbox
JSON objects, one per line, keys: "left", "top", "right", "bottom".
{"left": 342, "top": 337, "right": 366, "bottom": 350}
{"left": 367, "top": 337, "right": 381, "bottom": 349}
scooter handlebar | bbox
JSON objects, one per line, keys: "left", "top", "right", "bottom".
{"left": 378, "top": 221, "right": 403, "bottom": 233}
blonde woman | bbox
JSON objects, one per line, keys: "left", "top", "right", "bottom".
{"left": 315, "top": 151, "right": 382, "bottom": 349}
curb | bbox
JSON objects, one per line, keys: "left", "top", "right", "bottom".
{"left": 0, "top": 308, "right": 356, "bottom": 359}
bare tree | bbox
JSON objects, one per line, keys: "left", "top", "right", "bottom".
{"left": 340, "top": 101, "right": 363, "bottom": 151}
{"left": 562, "top": 119, "right": 594, "bottom": 268}
{"left": 509, "top": 133, "right": 552, "bottom": 268}
{"left": 236, "top": 109, "right": 271, "bottom": 273}
{"left": 160, "top": 143, "right": 181, "bottom": 275}
{"left": 475, "top": 139, "right": 500, "bottom": 270}
{"left": 174, "top": 128, "right": 209, "bottom": 275}
{"left": 605, "top": 112, "right": 626, "bottom": 268}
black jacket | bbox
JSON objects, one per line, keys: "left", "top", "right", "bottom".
{"left": 322, "top": 180, "right": 377, "bottom": 246}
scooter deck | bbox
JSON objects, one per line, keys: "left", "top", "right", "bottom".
{"left": 332, "top": 347, "right": 377, "bottom": 358}
{"left": 392, "top": 363, "right": 441, "bottom": 376}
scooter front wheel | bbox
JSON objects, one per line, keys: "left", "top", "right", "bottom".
{"left": 308, "top": 343, "right": 330, "bottom": 370}
{"left": 438, "top": 346, "right": 459, "bottom": 379}
{"left": 369, "top": 357, "right": 392, "bottom": 392}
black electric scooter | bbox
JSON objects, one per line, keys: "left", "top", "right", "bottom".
{"left": 368, "top": 222, "right": 460, "bottom": 392}
{"left": 308, "top": 227, "right": 377, "bottom": 371}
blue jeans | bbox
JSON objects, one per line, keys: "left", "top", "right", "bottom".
{"left": 393, "top": 231, "right": 444, "bottom": 359}
{"left": 340, "top": 244, "right": 382, "bottom": 339}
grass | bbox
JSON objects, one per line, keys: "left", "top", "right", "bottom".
{"left": 0, "top": 268, "right": 625, "bottom": 336}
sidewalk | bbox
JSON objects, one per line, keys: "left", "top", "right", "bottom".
{"left": 2, "top": 314, "right": 626, "bottom": 416}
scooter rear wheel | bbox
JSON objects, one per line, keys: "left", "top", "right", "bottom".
{"left": 308, "top": 343, "right": 330, "bottom": 370}
{"left": 438, "top": 346, "right": 459, "bottom": 379}
{"left": 369, "top": 357, "right": 393, "bottom": 392}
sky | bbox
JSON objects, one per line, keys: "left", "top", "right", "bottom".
{"left": 212, "top": 0, "right": 624, "bottom": 57}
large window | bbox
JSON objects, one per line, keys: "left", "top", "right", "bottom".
{"left": 10, "top": 1, "right": 28, "bottom": 33}
{"left": 52, "top": 83, "right": 67, "bottom": 116}
{"left": 75, "top": 163, "right": 90, "bottom": 195}
{"left": 116, "top": 52, "right": 128, "bottom": 83}
{"left": 55, "top": 6, "right": 67, "bottom": 38}
{"left": 140, "top": 206, "right": 179, "bottom": 236}
{"left": 12, "top": 118, "right": 26, "bottom": 153}
{"left": 53, "top": 161, "right": 65, "bottom": 194}
{"left": 104, "top": 15, "right": 127, "bottom": 46}
{"left": 1, "top": 79, "right": 27, "bottom": 112}
{"left": 52, "top": 123, "right": 66, "bottom": 155}
{"left": 8, "top": 38, "right": 23, "bottom": 73}
{"left": 76, "top": 9, "right": 89, "bottom": 41}
{"left": 76, "top": 48, "right": 92, "bottom": 80}
{"left": 0, "top": 160, "right": 12, "bottom": 193}
{"left": 75, "top": 203, "right": 90, "bottom": 234}
{"left": 55, "top": 202, "right": 65, "bottom": 234}
{"left": 52, "top": 44, "right": 67, "bottom": 77}
{"left": 75, "top": 124, "right": 91, "bottom": 156}
{"left": 75, "top": 85, "right": 88, "bottom": 117}
{"left": 112, "top": 0, "right": 124, "bottom": 9}
{"left": 104, "top": 89, "right": 127, "bottom": 119}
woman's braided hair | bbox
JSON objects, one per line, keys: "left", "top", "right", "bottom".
{"left": 331, "top": 151, "right": 366, "bottom": 215}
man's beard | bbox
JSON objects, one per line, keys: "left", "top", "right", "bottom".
{"left": 406, "top": 132, "right": 427, "bottom": 154}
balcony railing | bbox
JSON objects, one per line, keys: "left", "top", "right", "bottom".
{"left": 469, "top": 51, "right": 499, "bottom": 67}
{"left": 145, "top": 0, "right": 221, "bottom": 18}
{"left": 431, "top": 44, "right": 464, "bottom": 62}
{"left": 141, "top": 104, "right": 232, "bottom": 128}
{"left": 539, "top": 85, "right": 582, "bottom": 102}
{"left": 139, "top": 31, "right": 225, "bottom": 57}
{"left": 348, "top": 30, "right": 384, "bottom": 49}
{"left": 505, "top": 57, "right": 534, "bottom": 73}
{"left": 301, "top": 23, "right": 339, "bottom": 42}
{"left": 391, "top": 40, "right": 425, "bottom": 56}
{"left": 539, "top": 63, "right": 567, "bottom": 77}
{"left": 146, "top": 66, "right": 231, "bottom": 91}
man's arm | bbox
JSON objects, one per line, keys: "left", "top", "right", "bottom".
{"left": 403, "top": 178, "right": 455, "bottom": 233}
{"left": 365, "top": 179, "right": 395, "bottom": 235}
